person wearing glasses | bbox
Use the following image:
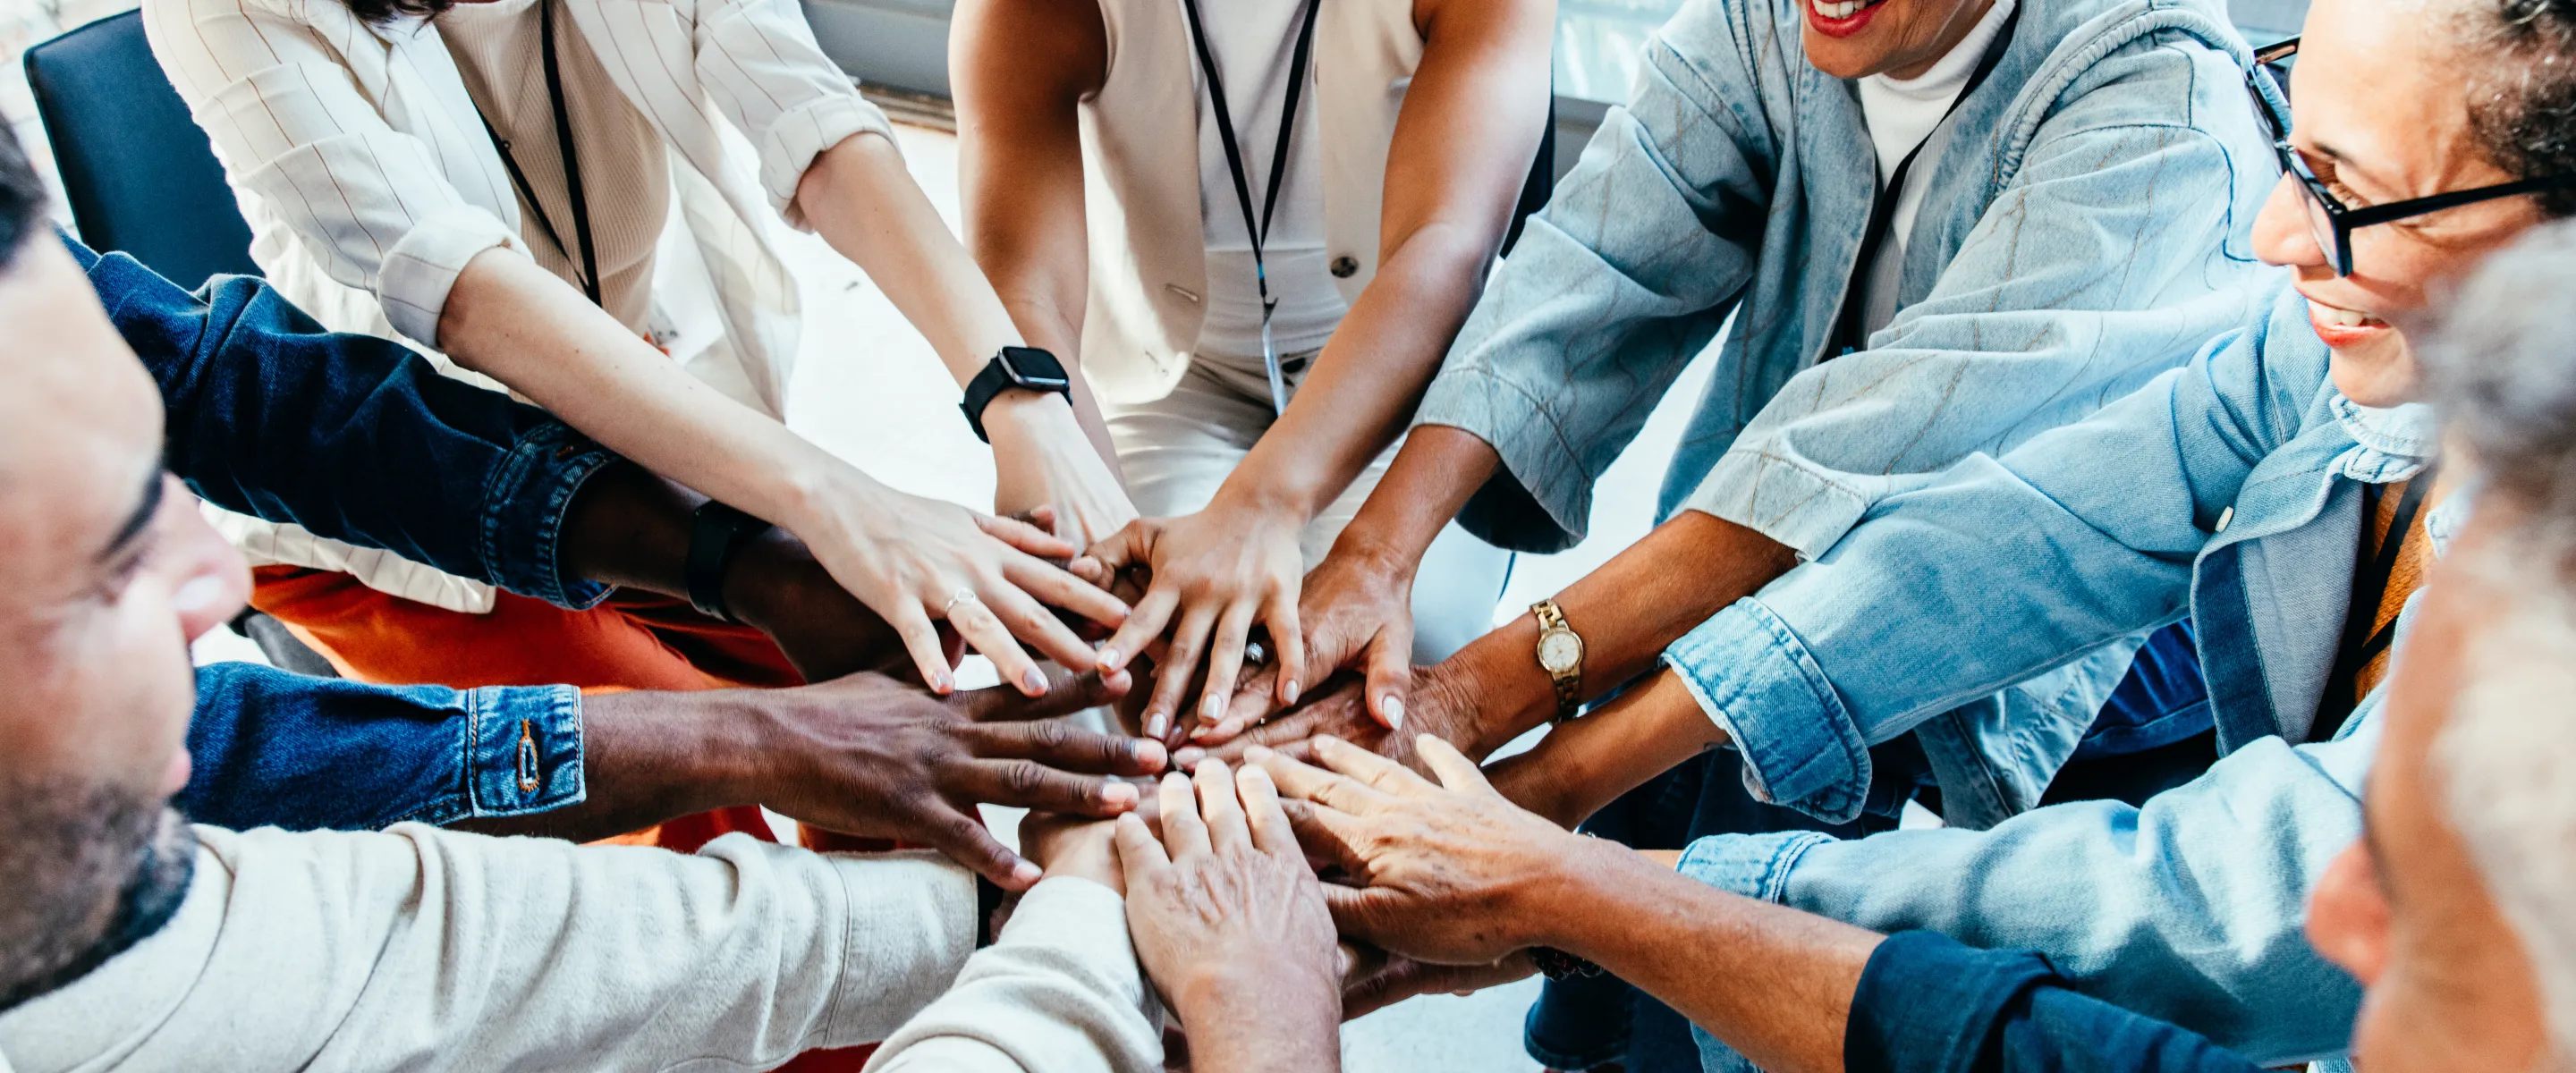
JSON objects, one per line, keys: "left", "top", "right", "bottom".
{"left": 142, "top": 0, "right": 1135, "bottom": 726}
{"left": 1287, "top": 0, "right": 2573, "bottom": 1065}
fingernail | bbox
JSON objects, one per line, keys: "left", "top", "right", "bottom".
{"left": 1282, "top": 679, "right": 1300, "bottom": 705}
{"left": 1162, "top": 772, "right": 1191, "bottom": 790}
{"left": 1011, "top": 859, "right": 1042, "bottom": 885}
{"left": 1136, "top": 740, "right": 1169, "bottom": 770}
{"left": 1096, "top": 646, "right": 1121, "bottom": 671}
{"left": 1201, "top": 694, "right": 1224, "bottom": 721}
{"left": 1024, "top": 668, "right": 1050, "bottom": 694}
{"left": 1383, "top": 695, "right": 1405, "bottom": 729}
{"left": 933, "top": 671, "right": 954, "bottom": 693}
{"left": 1174, "top": 746, "right": 1206, "bottom": 767}
{"left": 1103, "top": 782, "right": 1139, "bottom": 807}
{"left": 1146, "top": 713, "right": 1168, "bottom": 739}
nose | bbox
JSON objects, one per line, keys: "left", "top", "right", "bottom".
{"left": 166, "top": 483, "right": 251, "bottom": 645}
{"left": 2251, "top": 173, "right": 2328, "bottom": 270}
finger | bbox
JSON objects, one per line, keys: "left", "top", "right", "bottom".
{"left": 892, "top": 607, "right": 958, "bottom": 694}
{"left": 1267, "top": 590, "right": 1306, "bottom": 709}
{"left": 1277, "top": 798, "right": 1374, "bottom": 876}
{"left": 1310, "top": 734, "right": 1437, "bottom": 798}
{"left": 1140, "top": 604, "right": 1220, "bottom": 739}
{"left": 1000, "top": 553, "right": 1131, "bottom": 632}
{"left": 1250, "top": 741, "right": 1394, "bottom": 815}
{"left": 974, "top": 511, "right": 1080, "bottom": 561}
{"left": 1318, "top": 883, "right": 1402, "bottom": 942}
{"left": 1082, "top": 520, "right": 1152, "bottom": 576}
{"left": 1193, "top": 599, "right": 1261, "bottom": 733}
{"left": 1157, "top": 771, "right": 1212, "bottom": 858}
{"left": 1193, "top": 758, "right": 1250, "bottom": 851}
{"left": 944, "top": 590, "right": 1048, "bottom": 697}
{"left": 964, "top": 718, "right": 1165, "bottom": 777}
{"left": 980, "top": 583, "right": 1107, "bottom": 682}
{"left": 964, "top": 760, "right": 1144, "bottom": 816}
{"left": 1096, "top": 587, "right": 1179, "bottom": 678}
{"left": 1234, "top": 763, "right": 1301, "bottom": 858}
{"left": 1362, "top": 624, "right": 1413, "bottom": 731}
{"left": 1112, "top": 812, "right": 1172, "bottom": 884}
{"left": 923, "top": 803, "right": 1044, "bottom": 891}
{"left": 964, "top": 667, "right": 1131, "bottom": 722}
{"left": 1415, "top": 735, "right": 1497, "bottom": 794}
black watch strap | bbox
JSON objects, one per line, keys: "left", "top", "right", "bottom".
{"left": 685, "top": 501, "right": 774, "bottom": 622}
{"left": 959, "top": 346, "right": 1072, "bottom": 443}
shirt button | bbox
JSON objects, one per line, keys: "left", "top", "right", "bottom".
{"left": 1330, "top": 255, "right": 1360, "bottom": 279}
{"left": 2213, "top": 506, "right": 2234, "bottom": 534}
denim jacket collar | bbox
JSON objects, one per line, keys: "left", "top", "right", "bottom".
{"left": 2329, "top": 397, "right": 2440, "bottom": 483}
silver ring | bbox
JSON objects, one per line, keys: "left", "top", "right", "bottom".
{"left": 1243, "top": 640, "right": 1269, "bottom": 666}
{"left": 941, "top": 587, "right": 980, "bottom": 617}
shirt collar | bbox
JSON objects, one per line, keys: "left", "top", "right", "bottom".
{"left": 2329, "top": 393, "right": 2440, "bottom": 483}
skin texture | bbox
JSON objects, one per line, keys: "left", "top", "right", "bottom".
{"left": 0, "top": 239, "right": 250, "bottom": 1005}
{"left": 949, "top": 0, "right": 1557, "bottom": 738}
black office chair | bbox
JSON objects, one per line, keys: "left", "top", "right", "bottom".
{"left": 24, "top": 8, "right": 259, "bottom": 290}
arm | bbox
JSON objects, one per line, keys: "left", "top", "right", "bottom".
{"left": 1081, "top": 0, "right": 1555, "bottom": 731}
{"left": 0, "top": 826, "right": 976, "bottom": 1069}
{"left": 870, "top": 876, "right": 1164, "bottom": 1073}
{"left": 1844, "top": 933, "right": 2265, "bottom": 1073}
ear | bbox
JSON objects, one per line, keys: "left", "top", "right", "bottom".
{"left": 2307, "top": 841, "right": 2393, "bottom": 986}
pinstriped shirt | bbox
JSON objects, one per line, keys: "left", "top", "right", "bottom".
{"left": 142, "top": 0, "right": 893, "bottom": 611}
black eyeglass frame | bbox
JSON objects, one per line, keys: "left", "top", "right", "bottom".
{"left": 2243, "top": 37, "right": 2576, "bottom": 276}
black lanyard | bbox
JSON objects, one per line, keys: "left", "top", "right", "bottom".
{"left": 475, "top": 0, "right": 603, "bottom": 307}
{"left": 2311, "top": 463, "right": 2440, "bottom": 739}
{"left": 1180, "top": 0, "right": 1323, "bottom": 416}
{"left": 1829, "top": 0, "right": 2021, "bottom": 358}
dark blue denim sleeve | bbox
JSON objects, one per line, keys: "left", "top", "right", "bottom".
{"left": 1846, "top": 932, "right": 2268, "bottom": 1073}
{"left": 68, "top": 233, "right": 615, "bottom": 610}
{"left": 182, "top": 663, "right": 585, "bottom": 831}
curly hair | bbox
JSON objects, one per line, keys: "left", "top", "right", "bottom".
{"left": 0, "top": 124, "right": 47, "bottom": 274}
{"left": 2462, "top": 0, "right": 2576, "bottom": 216}
{"left": 339, "top": 0, "right": 456, "bottom": 24}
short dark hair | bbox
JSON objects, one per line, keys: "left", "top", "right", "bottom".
{"left": 339, "top": 0, "right": 455, "bottom": 24}
{"left": 2462, "top": 0, "right": 2576, "bottom": 217}
{"left": 0, "top": 123, "right": 48, "bottom": 273}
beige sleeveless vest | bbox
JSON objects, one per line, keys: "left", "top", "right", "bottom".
{"left": 1076, "top": 0, "right": 1424, "bottom": 404}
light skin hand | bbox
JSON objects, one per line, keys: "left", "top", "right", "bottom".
{"left": 1202, "top": 543, "right": 1419, "bottom": 743}
{"left": 1089, "top": 503, "right": 1310, "bottom": 741}
{"left": 1019, "top": 812, "right": 1124, "bottom": 891}
{"left": 1113, "top": 762, "right": 1343, "bottom": 1072}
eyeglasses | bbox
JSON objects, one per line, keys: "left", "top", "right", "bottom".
{"left": 2243, "top": 38, "right": 2576, "bottom": 276}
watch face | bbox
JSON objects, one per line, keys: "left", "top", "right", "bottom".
{"left": 1538, "top": 631, "right": 1582, "bottom": 673}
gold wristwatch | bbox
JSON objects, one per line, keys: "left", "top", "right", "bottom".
{"left": 1530, "top": 597, "right": 1586, "bottom": 722}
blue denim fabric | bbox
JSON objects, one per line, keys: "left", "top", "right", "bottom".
{"left": 70, "top": 234, "right": 617, "bottom": 610}
{"left": 1661, "top": 276, "right": 2449, "bottom": 1064}
{"left": 1844, "top": 932, "right": 2263, "bottom": 1073}
{"left": 182, "top": 663, "right": 584, "bottom": 831}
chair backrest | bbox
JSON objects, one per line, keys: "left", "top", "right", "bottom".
{"left": 24, "top": 10, "right": 258, "bottom": 290}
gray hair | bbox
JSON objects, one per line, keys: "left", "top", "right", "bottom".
{"left": 2428, "top": 218, "right": 2576, "bottom": 1069}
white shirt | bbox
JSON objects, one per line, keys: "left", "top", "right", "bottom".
{"left": 1852, "top": 0, "right": 2016, "bottom": 338}
{"left": 871, "top": 877, "right": 1165, "bottom": 1072}
{"left": 1190, "top": 0, "right": 1350, "bottom": 361}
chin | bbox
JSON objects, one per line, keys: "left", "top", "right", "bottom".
{"left": 2324, "top": 333, "right": 2424, "bottom": 409}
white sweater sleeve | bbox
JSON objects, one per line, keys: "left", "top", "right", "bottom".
{"left": 866, "top": 877, "right": 1165, "bottom": 1073}
{"left": 0, "top": 825, "right": 974, "bottom": 1073}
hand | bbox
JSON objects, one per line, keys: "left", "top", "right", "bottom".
{"left": 1113, "top": 761, "right": 1342, "bottom": 1055}
{"left": 1088, "top": 496, "right": 1310, "bottom": 740}
{"left": 1020, "top": 812, "right": 1123, "bottom": 891}
{"left": 1177, "top": 663, "right": 1479, "bottom": 774}
{"left": 749, "top": 669, "right": 1165, "bottom": 889}
{"left": 724, "top": 528, "right": 953, "bottom": 682}
{"left": 793, "top": 469, "right": 1129, "bottom": 697}
{"left": 1198, "top": 543, "right": 1419, "bottom": 743}
{"left": 1255, "top": 735, "right": 1602, "bottom": 965}
{"left": 987, "top": 392, "right": 1140, "bottom": 548}
{"left": 1341, "top": 948, "right": 1537, "bottom": 1020}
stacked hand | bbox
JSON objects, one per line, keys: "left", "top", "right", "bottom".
{"left": 986, "top": 391, "right": 1140, "bottom": 549}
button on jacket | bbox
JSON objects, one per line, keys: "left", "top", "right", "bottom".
{"left": 1672, "top": 276, "right": 2445, "bottom": 1063}
{"left": 78, "top": 236, "right": 612, "bottom": 830}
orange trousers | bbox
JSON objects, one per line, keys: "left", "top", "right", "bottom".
{"left": 251, "top": 566, "right": 884, "bottom": 1070}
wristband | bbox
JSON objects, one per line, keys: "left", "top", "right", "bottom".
{"left": 684, "top": 501, "right": 774, "bottom": 622}
{"left": 958, "top": 346, "right": 1072, "bottom": 443}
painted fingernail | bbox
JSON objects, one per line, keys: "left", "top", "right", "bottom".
{"left": 1174, "top": 746, "right": 1206, "bottom": 767}
{"left": 1282, "top": 680, "right": 1300, "bottom": 705}
{"left": 1146, "top": 713, "right": 1168, "bottom": 739}
{"left": 1201, "top": 694, "right": 1224, "bottom": 720}
{"left": 1024, "top": 668, "right": 1050, "bottom": 694}
{"left": 1136, "top": 740, "right": 1169, "bottom": 769}
{"left": 1011, "top": 859, "right": 1043, "bottom": 885}
{"left": 1103, "top": 782, "right": 1140, "bottom": 807}
{"left": 1096, "top": 646, "right": 1121, "bottom": 670}
{"left": 932, "top": 671, "right": 955, "bottom": 693}
{"left": 1383, "top": 695, "right": 1405, "bottom": 729}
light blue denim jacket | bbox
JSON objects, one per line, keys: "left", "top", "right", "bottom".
{"left": 1669, "top": 276, "right": 2447, "bottom": 1062}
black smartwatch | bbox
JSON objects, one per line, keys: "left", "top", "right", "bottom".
{"left": 958, "top": 346, "right": 1072, "bottom": 443}
{"left": 685, "top": 501, "right": 775, "bottom": 623}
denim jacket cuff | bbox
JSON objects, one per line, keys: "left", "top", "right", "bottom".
{"left": 1661, "top": 599, "right": 1875, "bottom": 824}
{"left": 457, "top": 684, "right": 586, "bottom": 820}
{"left": 1411, "top": 368, "right": 1591, "bottom": 553}
{"left": 479, "top": 423, "right": 619, "bottom": 610}
{"left": 1682, "top": 446, "right": 1875, "bottom": 561}
{"left": 1676, "top": 831, "right": 1834, "bottom": 902}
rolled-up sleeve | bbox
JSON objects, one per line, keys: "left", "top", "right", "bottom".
{"left": 1844, "top": 932, "right": 2265, "bottom": 1073}
{"left": 143, "top": 0, "right": 528, "bottom": 347}
{"left": 689, "top": 0, "right": 895, "bottom": 225}
{"left": 182, "top": 663, "right": 585, "bottom": 831}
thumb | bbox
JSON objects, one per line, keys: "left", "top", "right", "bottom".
{"left": 1361, "top": 624, "right": 1414, "bottom": 731}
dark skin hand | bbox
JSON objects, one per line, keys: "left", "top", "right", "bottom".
{"left": 457, "top": 669, "right": 1168, "bottom": 889}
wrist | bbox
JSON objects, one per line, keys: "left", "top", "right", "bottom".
{"left": 1519, "top": 834, "right": 1648, "bottom": 954}
{"left": 578, "top": 690, "right": 764, "bottom": 815}
{"left": 1174, "top": 955, "right": 1339, "bottom": 1027}
{"left": 1435, "top": 628, "right": 1553, "bottom": 757}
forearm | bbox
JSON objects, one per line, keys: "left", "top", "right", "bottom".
{"left": 1485, "top": 670, "right": 1727, "bottom": 826}
{"left": 453, "top": 689, "right": 758, "bottom": 840}
{"left": 1328, "top": 424, "right": 1500, "bottom": 578}
{"left": 1436, "top": 511, "right": 1797, "bottom": 757}
{"left": 1537, "top": 841, "right": 1878, "bottom": 1073}
{"left": 1174, "top": 982, "right": 1343, "bottom": 1073}
{"left": 797, "top": 132, "right": 1028, "bottom": 384}
{"left": 435, "top": 248, "right": 860, "bottom": 540}
{"left": 1215, "top": 224, "right": 1499, "bottom": 520}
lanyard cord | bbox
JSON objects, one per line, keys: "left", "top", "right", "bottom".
{"left": 475, "top": 0, "right": 604, "bottom": 307}
{"left": 1180, "top": 0, "right": 1323, "bottom": 415}
{"left": 1828, "top": 0, "right": 2021, "bottom": 358}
